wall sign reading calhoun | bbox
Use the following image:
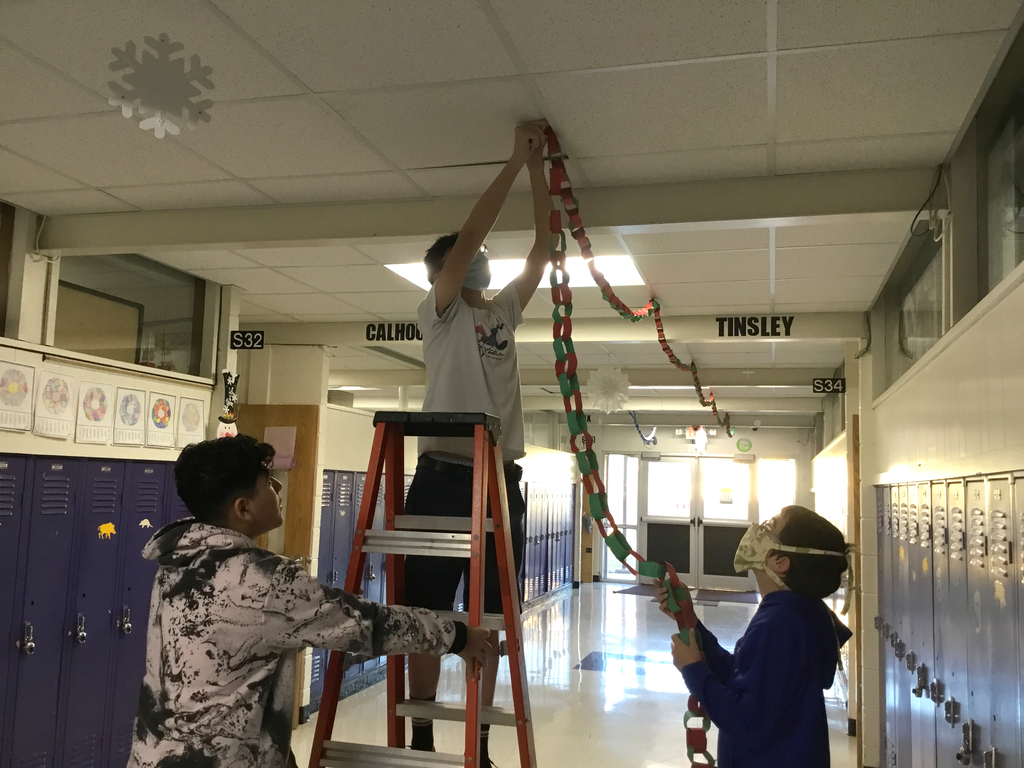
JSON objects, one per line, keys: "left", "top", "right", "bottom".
{"left": 365, "top": 322, "right": 423, "bottom": 342}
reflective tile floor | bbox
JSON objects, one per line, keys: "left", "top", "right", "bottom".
{"left": 292, "top": 583, "right": 858, "bottom": 767}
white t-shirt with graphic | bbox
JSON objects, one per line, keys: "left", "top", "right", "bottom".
{"left": 417, "top": 284, "right": 525, "bottom": 462}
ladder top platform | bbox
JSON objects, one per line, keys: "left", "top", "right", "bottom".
{"left": 373, "top": 411, "right": 502, "bottom": 440}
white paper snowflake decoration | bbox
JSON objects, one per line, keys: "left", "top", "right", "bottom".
{"left": 587, "top": 365, "right": 631, "bottom": 414}
{"left": 108, "top": 33, "right": 214, "bottom": 138}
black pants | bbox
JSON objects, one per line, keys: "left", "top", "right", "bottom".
{"left": 403, "top": 457, "right": 526, "bottom": 614}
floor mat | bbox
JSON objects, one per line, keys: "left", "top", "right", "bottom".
{"left": 613, "top": 584, "right": 657, "bottom": 597}
{"left": 694, "top": 589, "right": 759, "bottom": 604}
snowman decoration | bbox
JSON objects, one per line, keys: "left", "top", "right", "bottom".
{"left": 216, "top": 370, "right": 240, "bottom": 438}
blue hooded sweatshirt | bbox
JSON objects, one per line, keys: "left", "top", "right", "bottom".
{"left": 680, "top": 591, "right": 852, "bottom": 768}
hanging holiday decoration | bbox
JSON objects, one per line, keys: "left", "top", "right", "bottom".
{"left": 586, "top": 365, "right": 631, "bottom": 414}
{"left": 692, "top": 425, "right": 709, "bottom": 455}
{"left": 544, "top": 126, "right": 717, "bottom": 767}
{"left": 108, "top": 33, "right": 214, "bottom": 139}
{"left": 217, "top": 370, "right": 240, "bottom": 439}
{"left": 628, "top": 411, "right": 657, "bottom": 446}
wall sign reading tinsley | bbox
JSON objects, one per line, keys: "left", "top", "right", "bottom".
{"left": 365, "top": 322, "right": 422, "bottom": 341}
{"left": 715, "top": 315, "right": 794, "bottom": 337}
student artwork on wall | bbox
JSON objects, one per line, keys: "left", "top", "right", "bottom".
{"left": 33, "top": 369, "right": 77, "bottom": 439}
{"left": 176, "top": 397, "right": 205, "bottom": 448}
{"left": 147, "top": 391, "right": 176, "bottom": 448}
{"left": 0, "top": 361, "right": 35, "bottom": 431}
{"left": 75, "top": 380, "right": 115, "bottom": 444}
{"left": 114, "top": 387, "right": 146, "bottom": 445}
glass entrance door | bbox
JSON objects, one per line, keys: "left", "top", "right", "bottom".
{"left": 639, "top": 458, "right": 696, "bottom": 585}
{"left": 601, "top": 454, "right": 640, "bottom": 581}
{"left": 697, "top": 458, "right": 755, "bottom": 590}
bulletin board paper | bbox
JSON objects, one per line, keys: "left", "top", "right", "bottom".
{"left": 33, "top": 369, "right": 77, "bottom": 439}
{"left": 177, "top": 397, "right": 206, "bottom": 448}
{"left": 75, "top": 380, "right": 115, "bottom": 444}
{"left": 113, "top": 387, "right": 146, "bottom": 446}
{"left": 147, "top": 392, "right": 177, "bottom": 448}
{"left": 0, "top": 361, "right": 34, "bottom": 432}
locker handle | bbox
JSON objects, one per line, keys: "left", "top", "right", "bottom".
{"left": 75, "top": 614, "right": 87, "bottom": 644}
{"left": 368, "top": 564, "right": 376, "bottom": 581}
{"left": 984, "top": 748, "right": 998, "bottom": 768}
{"left": 956, "top": 720, "right": 975, "bottom": 764}
{"left": 117, "top": 607, "right": 132, "bottom": 635}
{"left": 16, "top": 622, "right": 35, "bottom": 655}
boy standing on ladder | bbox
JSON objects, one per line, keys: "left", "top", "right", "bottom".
{"left": 404, "top": 120, "right": 551, "bottom": 766}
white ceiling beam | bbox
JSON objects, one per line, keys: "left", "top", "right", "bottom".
{"left": 40, "top": 168, "right": 933, "bottom": 255}
{"left": 327, "top": 366, "right": 838, "bottom": 388}
{"left": 261, "top": 311, "right": 864, "bottom": 347}
{"left": 350, "top": 394, "right": 823, "bottom": 414}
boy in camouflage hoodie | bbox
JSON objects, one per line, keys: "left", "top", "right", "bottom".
{"left": 128, "top": 435, "right": 491, "bottom": 768}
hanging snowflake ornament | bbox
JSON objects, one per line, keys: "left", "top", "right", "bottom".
{"left": 108, "top": 33, "right": 214, "bottom": 139}
{"left": 587, "top": 365, "right": 631, "bottom": 414}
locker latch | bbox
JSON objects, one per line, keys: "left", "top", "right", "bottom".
{"left": 75, "top": 614, "right": 87, "bottom": 644}
{"left": 955, "top": 719, "right": 975, "bottom": 764}
{"left": 930, "top": 679, "right": 945, "bottom": 705}
{"left": 16, "top": 622, "right": 35, "bottom": 655}
{"left": 945, "top": 697, "right": 961, "bottom": 726}
{"left": 116, "top": 607, "right": 132, "bottom": 635}
{"left": 368, "top": 564, "right": 376, "bottom": 581}
{"left": 874, "top": 615, "right": 882, "bottom": 630}
{"left": 983, "top": 747, "right": 998, "bottom": 768}
{"left": 912, "top": 664, "right": 928, "bottom": 697}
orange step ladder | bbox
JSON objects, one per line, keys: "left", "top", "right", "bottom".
{"left": 308, "top": 412, "right": 537, "bottom": 768}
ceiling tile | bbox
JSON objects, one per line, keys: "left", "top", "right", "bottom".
{"left": 776, "top": 35, "right": 1004, "bottom": 142}
{"left": 775, "top": 216, "right": 911, "bottom": 247}
{"left": 325, "top": 79, "right": 537, "bottom": 169}
{"left": 536, "top": 60, "right": 768, "bottom": 157}
{"left": 239, "top": 301, "right": 291, "bottom": 322}
{"left": 623, "top": 229, "right": 770, "bottom": 254}
{"left": 331, "top": 357, "right": 409, "bottom": 370}
{"left": 277, "top": 264, "right": 414, "bottom": 293}
{"left": 0, "top": 114, "right": 227, "bottom": 187}
{"left": 210, "top": 0, "right": 517, "bottom": 90}
{"left": 773, "top": 275, "right": 882, "bottom": 304}
{"left": 653, "top": 280, "right": 772, "bottom": 306}
{"left": 146, "top": 250, "right": 259, "bottom": 271}
{"left": 772, "top": 349, "right": 845, "bottom": 366}
{"left": 355, "top": 240, "right": 437, "bottom": 264}
{"left": 406, "top": 166, "right": 532, "bottom": 197}
{"left": 491, "top": 0, "right": 766, "bottom": 72}
{"left": 238, "top": 244, "right": 375, "bottom": 268}
{"left": 579, "top": 145, "right": 767, "bottom": 186}
{"left": 654, "top": 303, "right": 773, "bottom": 316}
{"left": 191, "top": 267, "right": 315, "bottom": 294}
{"left": 244, "top": 293, "right": 358, "bottom": 315}
{"left": 248, "top": 172, "right": 422, "bottom": 204}
{"left": 0, "top": 149, "right": 81, "bottom": 193}
{"left": 692, "top": 352, "right": 776, "bottom": 367}
{"left": 290, "top": 312, "right": 379, "bottom": 322}
{"left": 776, "top": 133, "right": 956, "bottom": 175}
{"left": 1, "top": 189, "right": 136, "bottom": 215}
{"left": 778, "top": 0, "right": 1020, "bottom": 49}
{"left": 688, "top": 341, "right": 777, "bottom": 355}
{"left": 176, "top": 98, "right": 389, "bottom": 178}
{"left": 334, "top": 292, "right": 425, "bottom": 315}
{"left": 772, "top": 301, "right": 871, "bottom": 313}
{"left": 0, "top": 0, "right": 301, "bottom": 101}
{"left": 0, "top": 44, "right": 107, "bottom": 121}
{"left": 104, "top": 180, "right": 271, "bottom": 210}
{"left": 775, "top": 244, "right": 899, "bottom": 279}
{"left": 634, "top": 250, "right": 769, "bottom": 284}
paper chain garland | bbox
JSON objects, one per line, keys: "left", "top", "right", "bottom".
{"left": 544, "top": 127, "right": 716, "bottom": 767}
{"left": 627, "top": 410, "right": 658, "bottom": 446}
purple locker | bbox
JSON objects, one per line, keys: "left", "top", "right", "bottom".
{"left": 0, "top": 455, "right": 28, "bottom": 763}
{"left": 332, "top": 472, "right": 355, "bottom": 591}
{"left": 58, "top": 461, "right": 126, "bottom": 768}
{"left": 164, "top": 463, "right": 190, "bottom": 526}
{"left": 310, "top": 471, "right": 336, "bottom": 713}
{"left": 10, "top": 458, "right": 80, "bottom": 768}
{"left": 107, "top": 462, "right": 166, "bottom": 765}
{"left": 362, "top": 476, "right": 386, "bottom": 672}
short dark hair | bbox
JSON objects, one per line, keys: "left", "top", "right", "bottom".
{"left": 175, "top": 435, "right": 275, "bottom": 524}
{"left": 774, "top": 505, "right": 848, "bottom": 599}
{"left": 424, "top": 232, "right": 459, "bottom": 278}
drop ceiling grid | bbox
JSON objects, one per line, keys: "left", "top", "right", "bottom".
{"left": 0, "top": 3, "right": 1015, "bottom": 212}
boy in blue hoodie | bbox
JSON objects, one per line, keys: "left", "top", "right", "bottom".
{"left": 656, "top": 505, "right": 852, "bottom": 768}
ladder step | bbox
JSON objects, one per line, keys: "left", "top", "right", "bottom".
{"left": 321, "top": 741, "right": 462, "bottom": 767}
{"left": 396, "top": 701, "right": 521, "bottom": 728}
{"left": 395, "top": 515, "right": 494, "bottom": 533}
{"left": 434, "top": 611, "right": 507, "bottom": 632}
{"left": 362, "top": 530, "right": 472, "bottom": 558}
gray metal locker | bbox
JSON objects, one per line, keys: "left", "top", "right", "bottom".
{"left": 890, "top": 485, "right": 912, "bottom": 768}
{"left": 908, "top": 483, "right": 936, "bottom": 767}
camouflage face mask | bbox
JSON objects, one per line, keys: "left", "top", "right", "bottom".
{"left": 734, "top": 521, "right": 853, "bottom": 614}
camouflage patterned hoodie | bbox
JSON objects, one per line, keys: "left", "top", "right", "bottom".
{"left": 128, "top": 519, "right": 462, "bottom": 768}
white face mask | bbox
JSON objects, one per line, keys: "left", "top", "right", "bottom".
{"left": 463, "top": 250, "right": 491, "bottom": 290}
{"left": 733, "top": 521, "right": 853, "bottom": 613}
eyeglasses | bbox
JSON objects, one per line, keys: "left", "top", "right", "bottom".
{"left": 269, "top": 476, "right": 282, "bottom": 494}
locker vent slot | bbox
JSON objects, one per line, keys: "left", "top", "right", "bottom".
{"left": 918, "top": 504, "right": 931, "bottom": 548}
{"left": 15, "top": 751, "right": 49, "bottom": 768}
{"left": 968, "top": 507, "right": 987, "bottom": 569}
{"left": 66, "top": 733, "right": 99, "bottom": 768}
{"left": 41, "top": 472, "right": 72, "bottom": 515}
{"left": 988, "top": 507, "right": 1010, "bottom": 579}
{"left": 336, "top": 475, "right": 353, "bottom": 515}
{"left": 89, "top": 476, "right": 120, "bottom": 514}
{"left": 321, "top": 476, "right": 332, "bottom": 507}
{"left": 908, "top": 504, "right": 918, "bottom": 544}
{"left": 933, "top": 506, "right": 947, "bottom": 555}
{"left": 0, "top": 472, "right": 16, "bottom": 515}
{"left": 899, "top": 503, "right": 908, "bottom": 541}
{"left": 134, "top": 479, "right": 161, "bottom": 517}
{"left": 949, "top": 508, "right": 965, "bottom": 561}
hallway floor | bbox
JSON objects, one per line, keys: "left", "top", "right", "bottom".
{"left": 292, "top": 583, "right": 857, "bottom": 767}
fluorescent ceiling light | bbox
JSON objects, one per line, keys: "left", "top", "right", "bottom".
{"left": 329, "top": 386, "right": 379, "bottom": 391}
{"left": 385, "top": 255, "right": 644, "bottom": 292}
{"left": 629, "top": 385, "right": 691, "bottom": 390}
